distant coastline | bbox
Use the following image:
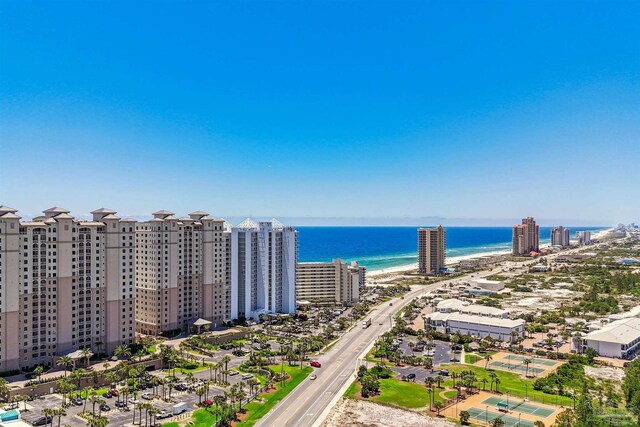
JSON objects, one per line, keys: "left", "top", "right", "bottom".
{"left": 367, "top": 227, "right": 613, "bottom": 277}
{"left": 297, "top": 225, "right": 609, "bottom": 273}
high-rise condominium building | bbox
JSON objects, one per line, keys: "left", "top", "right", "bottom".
{"left": 230, "top": 219, "right": 297, "bottom": 322}
{"left": 296, "top": 259, "right": 360, "bottom": 305}
{"left": 512, "top": 217, "right": 540, "bottom": 255}
{"left": 135, "top": 210, "right": 227, "bottom": 335}
{"left": 418, "top": 226, "right": 446, "bottom": 275}
{"left": 551, "top": 226, "right": 571, "bottom": 248}
{"left": 576, "top": 231, "right": 592, "bottom": 245}
{"left": 0, "top": 207, "right": 135, "bottom": 372}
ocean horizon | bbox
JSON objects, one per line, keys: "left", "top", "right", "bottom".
{"left": 296, "top": 226, "right": 608, "bottom": 271}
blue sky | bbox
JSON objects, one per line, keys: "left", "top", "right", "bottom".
{"left": 1, "top": 1, "right": 638, "bottom": 225}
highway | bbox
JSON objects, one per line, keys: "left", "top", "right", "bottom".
{"left": 255, "top": 259, "right": 540, "bottom": 427}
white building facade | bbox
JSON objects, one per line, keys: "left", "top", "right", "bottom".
{"left": 580, "top": 318, "right": 640, "bottom": 358}
{"left": 426, "top": 311, "right": 525, "bottom": 341}
{"left": 230, "top": 219, "right": 297, "bottom": 321}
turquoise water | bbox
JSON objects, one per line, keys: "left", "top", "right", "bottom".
{"left": 296, "top": 226, "right": 606, "bottom": 270}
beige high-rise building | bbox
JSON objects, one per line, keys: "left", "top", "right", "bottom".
{"left": 134, "top": 210, "right": 227, "bottom": 335}
{"left": 512, "top": 217, "right": 540, "bottom": 255}
{"left": 296, "top": 259, "right": 360, "bottom": 305}
{"left": 418, "top": 226, "right": 446, "bottom": 275}
{"left": 0, "top": 206, "right": 135, "bottom": 372}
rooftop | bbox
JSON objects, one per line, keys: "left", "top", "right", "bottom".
{"left": 427, "top": 311, "right": 524, "bottom": 328}
{"left": 583, "top": 318, "right": 640, "bottom": 344}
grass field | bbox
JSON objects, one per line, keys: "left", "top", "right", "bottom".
{"left": 442, "top": 364, "right": 572, "bottom": 406}
{"left": 236, "top": 364, "right": 312, "bottom": 427}
{"left": 345, "top": 377, "right": 448, "bottom": 409}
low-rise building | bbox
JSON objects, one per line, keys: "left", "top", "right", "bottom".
{"left": 425, "top": 312, "right": 525, "bottom": 341}
{"left": 580, "top": 317, "right": 640, "bottom": 358}
{"left": 435, "top": 298, "right": 509, "bottom": 318}
{"left": 458, "top": 255, "right": 501, "bottom": 269}
{"left": 470, "top": 278, "right": 505, "bottom": 292}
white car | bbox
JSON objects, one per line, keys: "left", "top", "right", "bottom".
{"left": 141, "top": 393, "right": 153, "bottom": 400}
{"left": 156, "top": 411, "right": 171, "bottom": 419}
{"left": 309, "top": 374, "right": 317, "bottom": 380}
{"left": 128, "top": 398, "right": 140, "bottom": 405}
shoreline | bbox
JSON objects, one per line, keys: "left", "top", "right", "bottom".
{"left": 367, "top": 227, "right": 613, "bottom": 278}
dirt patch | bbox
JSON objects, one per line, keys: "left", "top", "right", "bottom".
{"left": 585, "top": 365, "right": 625, "bottom": 382}
{"left": 321, "top": 398, "right": 456, "bottom": 427}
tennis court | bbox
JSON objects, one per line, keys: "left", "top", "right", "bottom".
{"left": 504, "top": 354, "right": 559, "bottom": 367}
{"left": 466, "top": 407, "right": 535, "bottom": 427}
{"left": 482, "top": 396, "right": 555, "bottom": 417}
{"left": 487, "top": 360, "right": 547, "bottom": 375}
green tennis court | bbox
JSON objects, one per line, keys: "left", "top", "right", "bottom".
{"left": 482, "top": 396, "right": 555, "bottom": 417}
{"left": 503, "top": 354, "right": 559, "bottom": 367}
{"left": 487, "top": 360, "right": 547, "bottom": 375}
{"left": 466, "top": 407, "right": 535, "bottom": 427}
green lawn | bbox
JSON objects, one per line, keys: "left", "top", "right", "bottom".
{"left": 236, "top": 365, "right": 312, "bottom": 427}
{"left": 441, "top": 364, "right": 573, "bottom": 406}
{"left": 344, "top": 377, "right": 448, "bottom": 409}
{"left": 73, "top": 387, "right": 108, "bottom": 398}
{"left": 465, "top": 354, "right": 483, "bottom": 364}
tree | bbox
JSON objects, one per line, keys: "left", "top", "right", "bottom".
{"left": 433, "top": 401, "right": 444, "bottom": 416}
{"left": 56, "top": 356, "right": 72, "bottom": 377}
{"left": 491, "top": 418, "right": 505, "bottom": 427}
{"left": 553, "top": 408, "right": 576, "bottom": 427}
{"left": 114, "top": 345, "right": 131, "bottom": 360}
{"left": 460, "top": 410, "right": 471, "bottom": 425}
{"left": 484, "top": 354, "right": 493, "bottom": 369}
{"left": 53, "top": 407, "right": 67, "bottom": 427}
{"left": 71, "top": 368, "right": 86, "bottom": 388}
{"left": 534, "top": 421, "right": 545, "bottom": 427}
{"left": 360, "top": 374, "right": 380, "bottom": 398}
{"left": 0, "top": 378, "right": 9, "bottom": 402}
{"left": 34, "top": 365, "right": 45, "bottom": 382}
{"left": 524, "top": 358, "right": 532, "bottom": 378}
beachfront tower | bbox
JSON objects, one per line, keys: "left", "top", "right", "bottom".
{"left": 551, "top": 226, "right": 571, "bottom": 248}
{"left": 512, "top": 217, "right": 540, "bottom": 255}
{"left": 230, "top": 219, "right": 297, "bottom": 322}
{"left": 418, "top": 226, "right": 446, "bottom": 275}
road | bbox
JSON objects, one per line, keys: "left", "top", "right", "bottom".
{"left": 255, "top": 260, "right": 525, "bottom": 427}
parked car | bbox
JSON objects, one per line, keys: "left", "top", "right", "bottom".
{"left": 309, "top": 374, "right": 317, "bottom": 380}
{"left": 32, "top": 416, "right": 52, "bottom": 426}
{"left": 72, "top": 397, "right": 83, "bottom": 406}
{"left": 437, "top": 369, "right": 449, "bottom": 376}
{"left": 115, "top": 401, "right": 126, "bottom": 408}
{"left": 241, "top": 374, "right": 253, "bottom": 380}
{"left": 128, "top": 398, "right": 140, "bottom": 405}
{"left": 407, "top": 373, "right": 416, "bottom": 380}
{"left": 141, "top": 392, "right": 153, "bottom": 400}
{"left": 174, "top": 384, "right": 187, "bottom": 391}
{"left": 100, "top": 404, "right": 111, "bottom": 412}
{"left": 102, "top": 392, "right": 113, "bottom": 398}
{"left": 228, "top": 370, "right": 239, "bottom": 376}
{"left": 109, "top": 389, "right": 119, "bottom": 396}
{"left": 310, "top": 361, "right": 321, "bottom": 368}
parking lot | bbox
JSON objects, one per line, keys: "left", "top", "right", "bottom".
{"left": 14, "top": 378, "right": 225, "bottom": 427}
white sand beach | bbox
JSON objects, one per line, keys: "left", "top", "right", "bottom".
{"left": 367, "top": 228, "right": 613, "bottom": 278}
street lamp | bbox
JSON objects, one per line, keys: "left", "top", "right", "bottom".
{"left": 518, "top": 413, "right": 521, "bottom": 427}
{"left": 485, "top": 405, "right": 488, "bottom": 425}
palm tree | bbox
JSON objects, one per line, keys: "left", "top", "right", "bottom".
{"left": 34, "top": 365, "right": 45, "bottom": 382}
{"left": 53, "top": 407, "right": 66, "bottom": 427}
{"left": 71, "top": 368, "right": 86, "bottom": 388}
{"left": 523, "top": 358, "right": 533, "bottom": 377}
{"left": 484, "top": 354, "right": 493, "bottom": 369}
{"left": 41, "top": 408, "right": 53, "bottom": 427}
{"left": 221, "top": 355, "right": 231, "bottom": 382}
{"left": 114, "top": 345, "right": 131, "bottom": 360}
{"left": 433, "top": 401, "right": 445, "bottom": 416}
{"left": 57, "top": 356, "right": 73, "bottom": 377}
{"left": 0, "top": 378, "right": 10, "bottom": 402}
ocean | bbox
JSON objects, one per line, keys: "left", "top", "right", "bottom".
{"left": 296, "top": 226, "right": 606, "bottom": 271}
